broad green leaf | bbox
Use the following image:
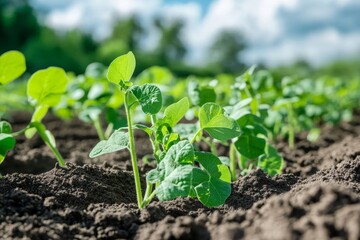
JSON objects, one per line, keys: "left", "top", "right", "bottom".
{"left": 188, "top": 81, "right": 216, "bottom": 106}
{"left": 155, "top": 164, "right": 194, "bottom": 201}
{"left": 0, "top": 121, "right": 12, "bottom": 134}
{"left": 89, "top": 130, "right": 129, "bottom": 158}
{"left": 235, "top": 134, "right": 266, "bottom": 159}
{"left": 258, "top": 145, "right": 283, "bottom": 176}
{"left": 199, "top": 103, "right": 241, "bottom": 141}
{"left": 0, "top": 133, "right": 16, "bottom": 164}
{"left": 136, "top": 66, "right": 173, "bottom": 85}
{"left": 148, "top": 140, "right": 194, "bottom": 199}
{"left": 130, "top": 84, "right": 162, "bottom": 114}
{"left": 193, "top": 152, "right": 231, "bottom": 207}
{"left": 162, "top": 97, "right": 189, "bottom": 127}
{"left": 27, "top": 67, "right": 69, "bottom": 106}
{"left": 237, "top": 113, "right": 268, "bottom": 136}
{"left": 107, "top": 51, "right": 135, "bottom": 86}
{"left": 0, "top": 50, "right": 26, "bottom": 85}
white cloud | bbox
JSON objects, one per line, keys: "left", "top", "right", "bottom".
{"left": 31, "top": 0, "right": 360, "bottom": 67}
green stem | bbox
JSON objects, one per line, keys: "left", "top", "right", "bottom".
{"left": 11, "top": 126, "right": 30, "bottom": 137}
{"left": 141, "top": 189, "right": 156, "bottom": 208}
{"left": 190, "top": 128, "right": 202, "bottom": 144}
{"left": 104, "top": 123, "right": 114, "bottom": 139}
{"left": 287, "top": 104, "right": 295, "bottom": 149}
{"left": 125, "top": 92, "right": 143, "bottom": 208}
{"left": 93, "top": 117, "right": 106, "bottom": 140}
{"left": 239, "top": 154, "right": 247, "bottom": 170}
{"left": 203, "top": 137, "right": 217, "bottom": 155}
{"left": 34, "top": 125, "right": 65, "bottom": 167}
{"left": 229, "top": 143, "right": 237, "bottom": 181}
{"left": 150, "top": 114, "right": 157, "bottom": 125}
{"left": 143, "top": 181, "right": 153, "bottom": 203}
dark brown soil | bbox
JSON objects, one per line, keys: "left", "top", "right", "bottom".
{"left": 1, "top": 113, "right": 360, "bottom": 239}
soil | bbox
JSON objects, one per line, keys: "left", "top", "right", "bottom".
{"left": 1, "top": 112, "right": 359, "bottom": 240}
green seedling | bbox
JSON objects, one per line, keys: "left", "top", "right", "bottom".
{"left": 0, "top": 51, "right": 69, "bottom": 172}
{"left": 55, "top": 63, "right": 125, "bottom": 140}
{"left": 90, "top": 52, "right": 235, "bottom": 209}
{"left": 0, "top": 50, "right": 26, "bottom": 175}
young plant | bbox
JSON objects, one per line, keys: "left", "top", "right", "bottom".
{"left": 89, "top": 52, "right": 234, "bottom": 208}
{"left": 54, "top": 63, "right": 125, "bottom": 140}
{"left": 0, "top": 50, "right": 69, "bottom": 172}
{"left": 0, "top": 50, "right": 26, "bottom": 175}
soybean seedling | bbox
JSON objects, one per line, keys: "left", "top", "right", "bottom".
{"left": 0, "top": 50, "right": 69, "bottom": 172}
{"left": 90, "top": 52, "right": 237, "bottom": 209}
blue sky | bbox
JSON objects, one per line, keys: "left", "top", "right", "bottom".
{"left": 30, "top": 0, "right": 360, "bottom": 67}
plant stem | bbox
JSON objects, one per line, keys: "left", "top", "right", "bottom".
{"left": 125, "top": 92, "right": 143, "bottom": 208}
{"left": 142, "top": 181, "right": 153, "bottom": 205}
{"left": 239, "top": 154, "right": 247, "bottom": 170}
{"left": 141, "top": 189, "right": 156, "bottom": 208}
{"left": 150, "top": 114, "right": 157, "bottom": 125}
{"left": 104, "top": 123, "right": 114, "bottom": 139}
{"left": 287, "top": 104, "right": 295, "bottom": 149}
{"left": 190, "top": 128, "right": 202, "bottom": 144}
{"left": 229, "top": 143, "right": 237, "bottom": 181}
{"left": 93, "top": 117, "right": 106, "bottom": 140}
{"left": 203, "top": 137, "right": 217, "bottom": 155}
{"left": 11, "top": 126, "right": 30, "bottom": 137}
{"left": 34, "top": 124, "right": 65, "bottom": 167}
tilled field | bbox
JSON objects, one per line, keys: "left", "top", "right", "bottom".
{"left": 1, "top": 113, "right": 359, "bottom": 239}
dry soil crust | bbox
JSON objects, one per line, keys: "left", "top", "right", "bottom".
{"left": 0, "top": 113, "right": 360, "bottom": 239}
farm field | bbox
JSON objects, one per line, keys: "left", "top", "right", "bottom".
{"left": 0, "top": 50, "right": 359, "bottom": 239}
{"left": 1, "top": 110, "right": 360, "bottom": 239}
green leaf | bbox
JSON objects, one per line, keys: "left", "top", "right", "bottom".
{"left": 149, "top": 140, "right": 195, "bottom": 200}
{"left": 89, "top": 130, "right": 129, "bottom": 158}
{"left": 0, "top": 133, "right": 16, "bottom": 164}
{"left": 130, "top": 84, "right": 162, "bottom": 114}
{"left": 188, "top": 81, "right": 216, "bottom": 106}
{"left": 235, "top": 134, "right": 266, "bottom": 159}
{"left": 163, "top": 132, "right": 180, "bottom": 151}
{"left": 193, "top": 152, "right": 231, "bottom": 207}
{"left": 136, "top": 66, "right": 173, "bottom": 85}
{"left": 0, "top": 50, "right": 26, "bottom": 85}
{"left": 0, "top": 121, "right": 12, "bottom": 134}
{"left": 258, "top": 145, "right": 283, "bottom": 176}
{"left": 27, "top": 67, "right": 69, "bottom": 106}
{"left": 107, "top": 51, "right": 135, "bottom": 86}
{"left": 199, "top": 103, "right": 241, "bottom": 141}
{"left": 162, "top": 97, "right": 189, "bottom": 127}
{"left": 155, "top": 165, "right": 194, "bottom": 201}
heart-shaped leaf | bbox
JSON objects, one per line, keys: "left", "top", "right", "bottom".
{"left": 107, "top": 51, "right": 135, "bottom": 87}
{"left": 162, "top": 97, "right": 189, "bottom": 127}
{"left": 199, "top": 103, "right": 241, "bottom": 141}
{"left": 130, "top": 84, "right": 162, "bottom": 114}
{"left": 0, "top": 133, "right": 16, "bottom": 164}
{"left": 0, "top": 121, "right": 12, "bottom": 134}
{"left": 193, "top": 152, "right": 231, "bottom": 207}
{"left": 0, "top": 50, "right": 26, "bottom": 85}
{"left": 89, "top": 130, "right": 129, "bottom": 158}
{"left": 27, "top": 67, "right": 69, "bottom": 106}
{"left": 235, "top": 134, "right": 266, "bottom": 159}
{"left": 258, "top": 145, "right": 283, "bottom": 176}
